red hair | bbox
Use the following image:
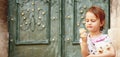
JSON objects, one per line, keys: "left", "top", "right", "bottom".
{"left": 86, "top": 6, "right": 105, "bottom": 31}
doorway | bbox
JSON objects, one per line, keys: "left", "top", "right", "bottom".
{"left": 8, "top": 0, "right": 110, "bottom": 57}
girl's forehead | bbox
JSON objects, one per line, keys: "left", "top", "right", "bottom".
{"left": 86, "top": 12, "right": 96, "bottom": 17}
{"left": 85, "top": 12, "right": 98, "bottom": 19}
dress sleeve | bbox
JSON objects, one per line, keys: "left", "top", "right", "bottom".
{"left": 104, "top": 35, "right": 112, "bottom": 44}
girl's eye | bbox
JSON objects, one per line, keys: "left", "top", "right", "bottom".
{"left": 85, "top": 19, "right": 89, "bottom": 22}
{"left": 91, "top": 19, "right": 96, "bottom": 22}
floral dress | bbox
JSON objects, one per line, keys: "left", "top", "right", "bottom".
{"left": 80, "top": 34, "right": 112, "bottom": 55}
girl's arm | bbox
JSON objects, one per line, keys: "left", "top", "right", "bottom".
{"left": 87, "top": 44, "right": 116, "bottom": 57}
{"left": 79, "top": 28, "right": 89, "bottom": 57}
{"left": 80, "top": 41, "right": 89, "bottom": 57}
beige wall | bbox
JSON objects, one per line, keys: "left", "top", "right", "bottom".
{"left": 108, "top": 0, "right": 120, "bottom": 57}
{"left": 0, "top": 0, "right": 8, "bottom": 57}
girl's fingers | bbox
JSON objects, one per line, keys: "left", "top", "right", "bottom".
{"left": 79, "top": 28, "right": 86, "bottom": 34}
{"left": 79, "top": 28, "right": 87, "bottom": 42}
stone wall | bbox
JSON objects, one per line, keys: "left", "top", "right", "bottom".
{"left": 0, "top": 0, "right": 8, "bottom": 57}
{"left": 108, "top": 0, "right": 120, "bottom": 57}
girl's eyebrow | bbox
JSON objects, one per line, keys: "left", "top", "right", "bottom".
{"left": 85, "top": 18, "right": 96, "bottom": 20}
{"left": 91, "top": 18, "right": 97, "bottom": 19}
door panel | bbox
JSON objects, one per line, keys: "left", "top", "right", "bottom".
{"left": 9, "top": 0, "right": 61, "bottom": 57}
{"left": 64, "top": 0, "right": 82, "bottom": 57}
{"left": 9, "top": 0, "right": 109, "bottom": 57}
{"left": 17, "top": 0, "right": 50, "bottom": 44}
{"left": 64, "top": 0, "right": 109, "bottom": 57}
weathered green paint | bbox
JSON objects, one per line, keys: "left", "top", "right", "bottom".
{"left": 16, "top": 0, "right": 51, "bottom": 45}
{"left": 8, "top": 0, "right": 110, "bottom": 57}
{"left": 9, "top": 0, "right": 61, "bottom": 57}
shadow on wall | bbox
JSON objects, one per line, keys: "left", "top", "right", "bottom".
{"left": 0, "top": 0, "right": 8, "bottom": 57}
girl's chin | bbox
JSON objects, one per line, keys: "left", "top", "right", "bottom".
{"left": 87, "top": 28, "right": 92, "bottom": 30}
{"left": 87, "top": 29, "right": 94, "bottom": 32}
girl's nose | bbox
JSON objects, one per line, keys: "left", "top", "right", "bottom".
{"left": 87, "top": 21, "right": 92, "bottom": 25}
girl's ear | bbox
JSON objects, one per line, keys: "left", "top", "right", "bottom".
{"left": 100, "top": 20, "right": 105, "bottom": 27}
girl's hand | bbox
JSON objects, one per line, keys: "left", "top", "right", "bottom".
{"left": 79, "top": 28, "right": 89, "bottom": 57}
{"left": 79, "top": 28, "right": 87, "bottom": 43}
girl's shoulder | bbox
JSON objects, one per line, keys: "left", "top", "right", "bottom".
{"left": 101, "top": 34, "right": 111, "bottom": 41}
{"left": 91, "top": 34, "right": 111, "bottom": 44}
{"left": 102, "top": 34, "right": 112, "bottom": 43}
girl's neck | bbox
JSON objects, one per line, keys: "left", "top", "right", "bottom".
{"left": 89, "top": 31, "right": 102, "bottom": 38}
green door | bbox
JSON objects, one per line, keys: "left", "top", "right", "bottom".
{"left": 8, "top": 0, "right": 110, "bottom": 57}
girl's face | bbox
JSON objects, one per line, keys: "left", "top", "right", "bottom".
{"left": 85, "top": 12, "right": 103, "bottom": 32}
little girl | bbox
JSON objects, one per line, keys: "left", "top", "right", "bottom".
{"left": 79, "top": 6, "right": 115, "bottom": 57}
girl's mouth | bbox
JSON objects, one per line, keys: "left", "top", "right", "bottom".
{"left": 87, "top": 26, "right": 92, "bottom": 28}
